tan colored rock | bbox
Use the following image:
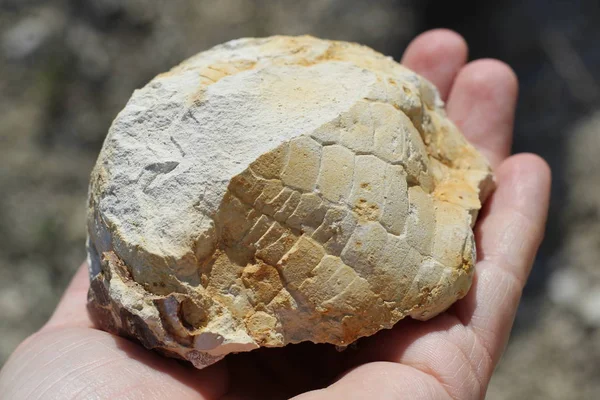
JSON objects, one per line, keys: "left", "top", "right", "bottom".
{"left": 86, "top": 35, "right": 494, "bottom": 369}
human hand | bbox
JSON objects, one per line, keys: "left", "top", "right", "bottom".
{"left": 0, "top": 29, "right": 550, "bottom": 400}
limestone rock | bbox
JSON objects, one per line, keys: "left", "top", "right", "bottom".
{"left": 86, "top": 35, "right": 494, "bottom": 368}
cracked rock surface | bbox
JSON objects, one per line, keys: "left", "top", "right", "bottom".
{"left": 86, "top": 35, "right": 493, "bottom": 368}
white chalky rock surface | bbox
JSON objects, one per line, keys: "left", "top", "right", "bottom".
{"left": 86, "top": 35, "right": 494, "bottom": 369}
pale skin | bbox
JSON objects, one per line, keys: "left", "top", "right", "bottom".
{"left": 0, "top": 30, "right": 551, "bottom": 400}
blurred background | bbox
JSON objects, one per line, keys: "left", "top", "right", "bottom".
{"left": 1, "top": 0, "right": 599, "bottom": 398}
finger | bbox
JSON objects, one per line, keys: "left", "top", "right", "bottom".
{"left": 454, "top": 153, "right": 551, "bottom": 363}
{"left": 340, "top": 315, "right": 489, "bottom": 400}
{"left": 292, "top": 362, "right": 452, "bottom": 400}
{"left": 401, "top": 29, "right": 468, "bottom": 100}
{"left": 43, "top": 262, "right": 94, "bottom": 330}
{"left": 446, "top": 59, "right": 519, "bottom": 168}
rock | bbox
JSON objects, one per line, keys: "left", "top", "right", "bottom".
{"left": 2, "top": 7, "right": 65, "bottom": 60}
{"left": 548, "top": 268, "right": 584, "bottom": 310}
{"left": 86, "top": 35, "right": 493, "bottom": 368}
{"left": 547, "top": 111, "right": 600, "bottom": 328}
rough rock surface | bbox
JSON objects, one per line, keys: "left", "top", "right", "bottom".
{"left": 86, "top": 35, "right": 493, "bottom": 368}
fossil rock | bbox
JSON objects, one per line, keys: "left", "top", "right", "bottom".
{"left": 86, "top": 35, "right": 493, "bottom": 368}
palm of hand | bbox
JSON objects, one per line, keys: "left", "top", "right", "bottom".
{"left": 0, "top": 30, "right": 550, "bottom": 400}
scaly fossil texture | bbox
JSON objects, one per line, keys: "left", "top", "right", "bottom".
{"left": 86, "top": 35, "right": 493, "bottom": 369}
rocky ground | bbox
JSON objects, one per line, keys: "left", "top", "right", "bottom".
{"left": 1, "top": 0, "right": 600, "bottom": 398}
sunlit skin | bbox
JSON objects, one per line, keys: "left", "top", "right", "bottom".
{"left": 0, "top": 30, "right": 551, "bottom": 400}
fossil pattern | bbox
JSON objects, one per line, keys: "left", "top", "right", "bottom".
{"left": 87, "top": 36, "right": 493, "bottom": 368}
